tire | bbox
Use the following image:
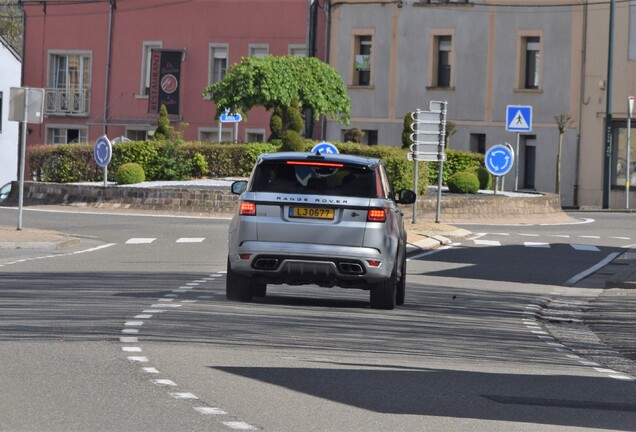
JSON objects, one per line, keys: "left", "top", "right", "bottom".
{"left": 226, "top": 257, "right": 254, "bottom": 302}
{"left": 370, "top": 268, "right": 397, "bottom": 310}
{"left": 252, "top": 283, "right": 267, "bottom": 297}
{"left": 396, "top": 255, "right": 406, "bottom": 306}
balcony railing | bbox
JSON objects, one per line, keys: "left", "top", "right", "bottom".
{"left": 45, "top": 87, "right": 90, "bottom": 116}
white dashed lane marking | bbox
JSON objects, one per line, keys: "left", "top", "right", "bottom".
{"left": 118, "top": 271, "right": 259, "bottom": 431}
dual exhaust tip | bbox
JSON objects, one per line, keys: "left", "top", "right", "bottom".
{"left": 252, "top": 258, "right": 364, "bottom": 275}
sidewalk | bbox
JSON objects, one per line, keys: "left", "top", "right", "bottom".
{"left": 0, "top": 224, "right": 77, "bottom": 250}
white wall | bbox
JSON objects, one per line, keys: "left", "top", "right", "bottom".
{"left": 0, "top": 38, "right": 21, "bottom": 186}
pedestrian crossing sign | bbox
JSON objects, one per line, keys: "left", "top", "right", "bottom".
{"left": 506, "top": 105, "right": 532, "bottom": 132}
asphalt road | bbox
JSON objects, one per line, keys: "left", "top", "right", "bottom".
{"left": 0, "top": 207, "right": 635, "bottom": 431}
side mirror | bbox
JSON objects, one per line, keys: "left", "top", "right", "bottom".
{"left": 231, "top": 180, "right": 248, "bottom": 195}
{"left": 396, "top": 189, "right": 416, "bottom": 204}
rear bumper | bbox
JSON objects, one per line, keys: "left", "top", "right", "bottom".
{"left": 229, "top": 241, "right": 393, "bottom": 287}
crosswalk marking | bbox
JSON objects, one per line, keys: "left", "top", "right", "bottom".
{"left": 524, "top": 242, "right": 550, "bottom": 248}
{"left": 474, "top": 239, "right": 501, "bottom": 246}
{"left": 124, "top": 237, "right": 206, "bottom": 244}
{"left": 472, "top": 239, "right": 603, "bottom": 252}
{"left": 176, "top": 237, "right": 205, "bottom": 243}
{"left": 126, "top": 238, "right": 156, "bottom": 244}
{"left": 571, "top": 244, "right": 600, "bottom": 252}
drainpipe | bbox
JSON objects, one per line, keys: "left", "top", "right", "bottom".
{"left": 103, "top": 0, "right": 116, "bottom": 136}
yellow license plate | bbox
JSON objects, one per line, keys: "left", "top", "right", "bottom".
{"left": 289, "top": 207, "right": 334, "bottom": 219}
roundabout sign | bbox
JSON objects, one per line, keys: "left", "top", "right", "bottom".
{"left": 311, "top": 141, "right": 339, "bottom": 154}
{"left": 94, "top": 135, "right": 113, "bottom": 186}
{"left": 94, "top": 135, "right": 112, "bottom": 168}
{"left": 485, "top": 144, "right": 514, "bottom": 176}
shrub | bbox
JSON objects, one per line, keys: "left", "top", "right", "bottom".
{"left": 470, "top": 165, "right": 493, "bottom": 190}
{"left": 29, "top": 144, "right": 95, "bottom": 182}
{"left": 149, "top": 140, "right": 192, "bottom": 180}
{"left": 190, "top": 152, "right": 210, "bottom": 178}
{"left": 111, "top": 140, "right": 160, "bottom": 179}
{"left": 116, "top": 163, "right": 146, "bottom": 185}
{"left": 286, "top": 98, "right": 304, "bottom": 134}
{"left": 269, "top": 108, "right": 283, "bottom": 141}
{"left": 154, "top": 104, "right": 174, "bottom": 140}
{"left": 343, "top": 127, "right": 365, "bottom": 143}
{"left": 280, "top": 130, "right": 305, "bottom": 152}
{"left": 402, "top": 112, "right": 414, "bottom": 149}
{"left": 447, "top": 171, "right": 479, "bottom": 194}
{"left": 427, "top": 149, "right": 483, "bottom": 185}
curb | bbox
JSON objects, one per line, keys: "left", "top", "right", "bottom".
{"left": 407, "top": 234, "right": 452, "bottom": 256}
{"left": 0, "top": 238, "right": 80, "bottom": 250}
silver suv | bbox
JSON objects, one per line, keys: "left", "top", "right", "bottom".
{"left": 227, "top": 151, "right": 416, "bottom": 309}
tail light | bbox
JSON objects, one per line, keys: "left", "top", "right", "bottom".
{"left": 239, "top": 201, "right": 256, "bottom": 216}
{"left": 367, "top": 208, "right": 386, "bottom": 222}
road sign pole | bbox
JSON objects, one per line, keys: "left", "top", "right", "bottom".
{"left": 435, "top": 101, "right": 447, "bottom": 224}
{"left": 17, "top": 89, "right": 28, "bottom": 230}
{"left": 412, "top": 158, "right": 418, "bottom": 224}
{"left": 514, "top": 133, "right": 520, "bottom": 191}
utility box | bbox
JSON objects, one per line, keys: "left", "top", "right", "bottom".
{"left": 9, "top": 87, "right": 45, "bottom": 124}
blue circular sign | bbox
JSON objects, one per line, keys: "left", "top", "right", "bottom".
{"left": 485, "top": 144, "right": 514, "bottom": 176}
{"left": 94, "top": 135, "right": 112, "bottom": 168}
{"left": 311, "top": 141, "right": 339, "bottom": 155}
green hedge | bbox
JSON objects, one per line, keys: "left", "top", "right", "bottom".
{"left": 427, "top": 149, "right": 484, "bottom": 186}
{"left": 27, "top": 140, "right": 483, "bottom": 195}
{"left": 447, "top": 170, "right": 480, "bottom": 194}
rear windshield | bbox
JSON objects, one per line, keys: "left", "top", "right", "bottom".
{"left": 251, "top": 160, "right": 376, "bottom": 198}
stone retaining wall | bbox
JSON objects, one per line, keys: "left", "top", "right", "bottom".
{"left": 6, "top": 181, "right": 240, "bottom": 214}
{"left": 5, "top": 181, "right": 564, "bottom": 222}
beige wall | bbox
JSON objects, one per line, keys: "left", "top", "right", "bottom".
{"left": 578, "top": 1, "right": 636, "bottom": 208}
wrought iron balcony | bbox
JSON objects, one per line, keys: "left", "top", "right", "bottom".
{"left": 45, "top": 87, "right": 91, "bottom": 116}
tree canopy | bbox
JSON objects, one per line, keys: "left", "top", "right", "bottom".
{"left": 202, "top": 55, "right": 350, "bottom": 125}
{"left": 0, "top": 0, "right": 22, "bottom": 54}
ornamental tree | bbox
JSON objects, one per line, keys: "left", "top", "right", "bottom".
{"left": 202, "top": 55, "right": 351, "bottom": 134}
